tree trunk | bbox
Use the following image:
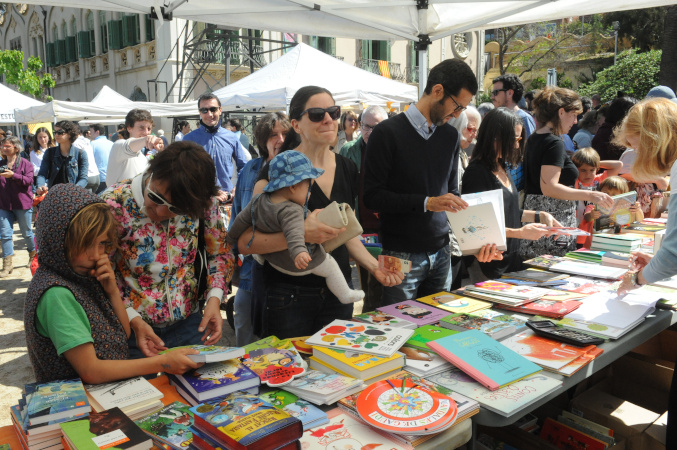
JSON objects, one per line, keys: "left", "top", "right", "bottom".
{"left": 659, "top": 5, "right": 677, "bottom": 90}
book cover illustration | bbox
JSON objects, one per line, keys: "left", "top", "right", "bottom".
{"left": 499, "top": 331, "right": 599, "bottom": 372}
{"left": 501, "top": 269, "right": 567, "bottom": 282}
{"left": 540, "top": 417, "right": 607, "bottom": 450}
{"left": 355, "top": 379, "right": 458, "bottom": 435}
{"left": 27, "top": 379, "right": 90, "bottom": 426}
{"left": 259, "top": 390, "right": 328, "bottom": 431}
{"left": 241, "top": 336, "right": 307, "bottom": 387}
{"left": 84, "top": 377, "right": 163, "bottom": 411}
{"left": 160, "top": 345, "right": 244, "bottom": 363}
{"left": 448, "top": 189, "right": 506, "bottom": 255}
{"left": 594, "top": 191, "right": 636, "bottom": 231}
{"left": 415, "top": 292, "right": 492, "bottom": 314}
{"left": 440, "top": 312, "right": 516, "bottom": 339}
{"left": 402, "top": 348, "right": 453, "bottom": 376}
{"left": 499, "top": 299, "right": 582, "bottom": 319}
{"left": 405, "top": 325, "right": 458, "bottom": 351}
{"left": 352, "top": 310, "right": 417, "bottom": 329}
{"left": 300, "top": 408, "right": 412, "bottom": 450}
{"left": 523, "top": 255, "right": 566, "bottom": 270}
{"left": 60, "top": 407, "right": 151, "bottom": 450}
{"left": 377, "top": 301, "right": 451, "bottom": 327}
{"left": 179, "top": 359, "right": 260, "bottom": 393}
{"left": 284, "top": 370, "right": 362, "bottom": 396}
{"left": 469, "top": 281, "right": 551, "bottom": 300}
{"left": 551, "top": 276, "right": 612, "bottom": 295}
{"left": 427, "top": 369, "right": 562, "bottom": 417}
{"left": 312, "top": 347, "right": 402, "bottom": 372}
{"left": 305, "top": 319, "right": 414, "bottom": 357}
{"left": 623, "top": 223, "right": 666, "bottom": 233}
{"left": 427, "top": 330, "right": 542, "bottom": 391}
{"left": 134, "top": 402, "right": 195, "bottom": 449}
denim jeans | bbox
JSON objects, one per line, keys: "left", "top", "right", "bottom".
{"left": 0, "top": 208, "right": 36, "bottom": 257}
{"left": 127, "top": 311, "right": 204, "bottom": 360}
{"left": 265, "top": 283, "right": 353, "bottom": 339}
{"left": 234, "top": 288, "right": 258, "bottom": 346}
{"left": 381, "top": 245, "right": 453, "bottom": 306}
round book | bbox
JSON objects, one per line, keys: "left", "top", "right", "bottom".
{"left": 355, "top": 379, "right": 458, "bottom": 435}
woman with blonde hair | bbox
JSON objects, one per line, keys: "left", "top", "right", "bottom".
{"left": 336, "top": 110, "right": 360, "bottom": 151}
{"left": 616, "top": 97, "right": 677, "bottom": 447}
{"left": 520, "top": 87, "right": 613, "bottom": 259}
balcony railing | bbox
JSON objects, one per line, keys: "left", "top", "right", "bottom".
{"left": 356, "top": 59, "right": 405, "bottom": 82}
{"left": 405, "top": 66, "right": 419, "bottom": 84}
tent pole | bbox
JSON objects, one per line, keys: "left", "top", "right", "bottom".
{"left": 416, "top": 1, "right": 430, "bottom": 98}
{"left": 418, "top": 47, "right": 428, "bottom": 98}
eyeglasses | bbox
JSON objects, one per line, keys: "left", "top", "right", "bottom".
{"left": 146, "top": 173, "right": 182, "bottom": 215}
{"left": 444, "top": 91, "right": 466, "bottom": 114}
{"left": 345, "top": 117, "right": 357, "bottom": 123}
{"left": 300, "top": 106, "right": 341, "bottom": 122}
{"left": 491, "top": 89, "right": 508, "bottom": 96}
{"left": 361, "top": 123, "right": 377, "bottom": 132}
{"left": 54, "top": 130, "right": 67, "bottom": 135}
{"left": 199, "top": 106, "right": 220, "bottom": 114}
{"left": 466, "top": 126, "right": 478, "bottom": 134}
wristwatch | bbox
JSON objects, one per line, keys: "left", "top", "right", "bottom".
{"left": 630, "top": 271, "right": 644, "bottom": 287}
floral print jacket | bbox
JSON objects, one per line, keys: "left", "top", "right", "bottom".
{"left": 102, "top": 173, "right": 234, "bottom": 326}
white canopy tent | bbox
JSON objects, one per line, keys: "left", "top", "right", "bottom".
{"left": 211, "top": 43, "right": 418, "bottom": 110}
{"left": 0, "top": 84, "right": 44, "bottom": 125}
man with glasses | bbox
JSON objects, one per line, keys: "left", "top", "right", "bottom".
{"left": 363, "top": 59, "right": 478, "bottom": 305}
{"left": 340, "top": 105, "right": 388, "bottom": 311}
{"left": 183, "top": 93, "right": 248, "bottom": 203}
{"left": 491, "top": 74, "right": 535, "bottom": 204}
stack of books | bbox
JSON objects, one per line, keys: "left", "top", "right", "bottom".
{"left": 163, "top": 344, "right": 245, "bottom": 363}
{"left": 168, "top": 359, "right": 260, "bottom": 404}
{"left": 84, "top": 377, "right": 164, "bottom": 420}
{"left": 309, "top": 347, "right": 404, "bottom": 382}
{"left": 61, "top": 407, "right": 152, "bottom": 450}
{"left": 281, "top": 370, "right": 364, "bottom": 405}
{"left": 259, "top": 389, "right": 329, "bottom": 431}
{"left": 439, "top": 310, "right": 520, "bottom": 340}
{"left": 590, "top": 233, "right": 643, "bottom": 253}
{"left": 462, "top": 281, "right": 551, "bottom": 307}
{"left": 548, "top": 260, "right": 627, "bottom": 280}
{"left": 498, "top": 298, "right": 582, "bottom": 319}
{"left": 500, "top": 269, "right": 569, "bottom": 287}
{"left": 601, "top": 251, "right": 631, "bottom": 268}
{"left": 135, "top": 402, "right": 196, "bottom": 449}
{"left": 564, "top": 250, "right": 605, "bottom": 264}
{"left": 540, "top": 414, "right": 616, "bottom": 449}
{"left": 402, "top": 349, "right": 454, "bottom": 377}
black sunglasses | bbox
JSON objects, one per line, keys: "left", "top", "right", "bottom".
{"left": 54, "top": 130, "right": 67, "bottom": 135}
{"left": 444, "top": 91, "right": 467, "bottom": 114}
{"left": 300, "top": 106, "right": 341, "bottom": 122}
{"left": 199, "top": 106, "right": 220, "bottom": 114}
{"left": 491, "top": 88, "right": 508, "bottom": 96}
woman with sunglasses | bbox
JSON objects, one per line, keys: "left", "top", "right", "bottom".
{"left": 36, "top": 121, "right": 89, "bottom": 196}
{"left": 336, "top": 110, "right": 360, "bottom": 152}
{"left": 461, "top": 108, "right": 559, "bottom": 282}
{"left": 237, "top": 86, "right": 403, "bottom": 339}
{"left": 101, "top": 141, "right": 233, "bottom": 359}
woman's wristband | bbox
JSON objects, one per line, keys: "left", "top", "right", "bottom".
{"left": 534, "top": 211, "right": 541, "bottom": 223}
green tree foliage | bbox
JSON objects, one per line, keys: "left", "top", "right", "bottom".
{"left": 578, "top": 50, "right": 661, "bottom": 102}
{"left": 603, "top": 8, "right": 665, "bottom": 52}
{"left": 0, "top": 50, "right": 54, "bottom": 101}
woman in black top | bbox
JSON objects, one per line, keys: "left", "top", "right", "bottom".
{"left": 237, "top": 86, "right": 403, "bottom": 338}
{"left": 462, "top": 108, "right": 560, "bottom": 281}
{"left": 520, "top": 88, "right": 613, "bottom": 259}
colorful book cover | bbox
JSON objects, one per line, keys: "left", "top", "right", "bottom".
{"left": 352, "top": 310, "right": 417, "bottom": 329}
{"left": 134, "top": 402, "right": 195, "bottom": 449}
{"left": 523, "top": 255, "right": 566, "bottom": 270}
{"left": 84, "top": 377, "right": 163, "bottom": 412}
{"left": 60, "top": 407, "right": 152, "bottom": 450}
{"left": 160, "top": 345, "right": 244, "bottom": 363}
{"left": 427, "top": 330, "right": 542, "bottom": 391}
{"left": 190, "top": 392, "right": 302, "bottom": 449}
{"left": 284, "top": 370, "right": 363, "bottom": 398}
{"left": 377, "top": 301, "right": 451, "bottom": 327}
{"left": 415, "top": 292, "right": 492, "bottom": 314}
{"left": 468, "top": 281, "right": 552, "bottom": 300}
{"left": 440, "top": 312, "right": 516, "bottom": 340}
{"left": 241, "top": 336, "right": 307, "bottom": 386}
{"left": 304, "top": 319, "right": 414, "bottom": 357}
{"left": 27, "top": 379, "right": 91, "bottom": 426}
{"left": 551, "top": 276, "right": 612, "bottom": 295}
{"left": 499, "top": 299, "right": 582, "bottom": 319}
{"left": 259, "top": 390, "right": 329, "bottom": 431}
{"left": 311, "top": 346, "right": 403, "bottom": 375}
{"left": 404, "top": 325, "right": 458, "bottom": 351}
{"left": 549, "top": 260, "right": 626, "bottom": 279}
{"left": 623, "top": 223, "right": 666, "bottom": 234}
{"left": 426, "top": 368, "right": 562, "bottom": 417}
{"left": 594, "top": 191, "right": 637, "bottom": 231}
{"left": 540, "top": 417, "right": 607, "bottom": 450}
{"left": 499, "top": 330, "right": 600, "bottom": 372}
{"left": 176, "top": 359, "right": 260, "bottom": 398}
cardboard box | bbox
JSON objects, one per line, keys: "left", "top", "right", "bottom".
{"left": 643, "top": 411, "right": 667, "bottom": 450}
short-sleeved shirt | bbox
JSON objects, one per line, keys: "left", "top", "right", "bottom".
{"left": 524, "top": 133, "right": 579, "bottom": 195}
{"left": 36, "top": 287, "right": 94, "bottom": 356}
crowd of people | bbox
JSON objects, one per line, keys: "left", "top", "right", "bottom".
{"left": 3, "top": 56, "right": 677, "bottom": 443}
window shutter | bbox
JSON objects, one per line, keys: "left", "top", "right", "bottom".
{"left": 122, "top": 15, "right": 140, "bottom": 47}
{"left": 361, "top": 40, "right": 372, "bottom": 60}
{"left": 108, "top": 20, "right": 123, "bottom": 50}
{"left": 309, "top": 36, "right": 318, "bottom": 49}
{"left": 330, "top": 37, "right": 336, "bottom": 57}
{"left": 78, "top": 31, "right": 92, "bottom": 58}
{"left": 46, "top": 43, "right": 55, "bottom": 67}
{"left": 66, "top": 36, "right": 77, "bottom": 63}
{"left": 56, "top": 39, "right": 66, "bottom": 65}
{"left": 145, "top": 15, "right": 155, "bottom": 41}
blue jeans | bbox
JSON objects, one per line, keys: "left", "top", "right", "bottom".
{"left": 0, "top": 208, "right": 35, "bottom": 257}
{"left": 381, "top": 246, "right": 453, "bottom": 306}
{"left": 127, "top": 312, "right": 204, "bottom": 360}
{"left": 234, "top": 288, "right": 258, "bottom": 346}
{"left": 265, "top": 283, "right": 353, "bottom": 339}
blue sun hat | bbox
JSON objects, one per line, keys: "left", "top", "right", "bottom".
{"left": 263, "top": 150, "right": 324, "bottom": 193}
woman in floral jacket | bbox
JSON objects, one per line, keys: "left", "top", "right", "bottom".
{"left": 102, "top": 141, "right": 234, "bottom": 358}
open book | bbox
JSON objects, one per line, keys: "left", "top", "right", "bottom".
{"left": 447, "top": 189, "right": 506, "bottom": 256}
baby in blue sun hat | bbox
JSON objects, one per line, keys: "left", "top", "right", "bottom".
{"left": 227, "top": 150, "right": 364, "bottom": 304}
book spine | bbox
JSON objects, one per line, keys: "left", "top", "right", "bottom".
{"left": 193, "top": 415, "right": 243, "bottom": 450}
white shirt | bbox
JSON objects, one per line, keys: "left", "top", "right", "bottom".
{"left": 106, "top": 138, "right": 149, "bottom": 186}
{"left": 73, "top": 136, "right": 100, "bottom": 177}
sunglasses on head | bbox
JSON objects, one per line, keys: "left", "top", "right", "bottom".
{"left": 199, "top": 106, "right": 220, "bottom": 114}
{"left": 146, "top": 173, "right": 182, "bottom": 215}
{"left": 300, "top": 106, "right": 341, "bottom": 122}
{"left": 54, "top": 130, "right": 67, "bottom": 135}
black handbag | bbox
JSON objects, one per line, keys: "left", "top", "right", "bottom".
{"left": 195, "top": 218, "right": 209, "bottom": 309}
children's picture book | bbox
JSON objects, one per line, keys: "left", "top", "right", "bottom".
{"left": 310, "top": 346, "right": 404, "bottom": 380}
{"left": 544, "top": 227, "right": 591, "bottom": 236}
{"left": 439, "top": 312, "right": 517, "bottom": 341}
{"left": 447, "top": 188, "right": 506, "bottom": 255}
{"left": 305, "top": 319, "right": 414, "bottom": 357}
{"left": 27, "top": 379, "right": 91, "bottom": 426}
{"left": 540, "top": 417, "right": 607, "bottom": 450}
{"left": 404, "top": 325, "right": 459, "bottom": 351}
{"left": 240, "top": 336, "right": 307, "bottom": 386}
{"left": 468, "top": 281, "right": 552, "bottom": 300}
{"left": 159, "top": 345, "right": 244, "bottom": 363}
{"left": 594, "top": 191, "right": 637, "bottom": 231}
{"left": 415, "top": 292, "right": 492, "bottom": 315}
{"left": 282, "top": 370, "right": 364, "bottom": 405}
{"left": 189, "top": 392, "right": 302, "bottom": 450}
{"left": 84, "top": 377, "right": 163, "bottom": 412}
{"left": 498, "top": 298, "right": 582, "bottom": 319}
{"left": 60, "top": 407, "right": 152, "bottom": 450}
{"left": 426, "top": 369, "right": 562, "bottom": 417}
{"left": 258, "top": 389, "right": 329, "bottom": 431}
{"left": 621, "top": 222, "right": 666, "bottom": 234}
{"left": 500, "top": 269, "right": 568, "bottom": 283}
{"left": 377, "top": 300, "right": 451, "bottom": 327}
{"left": 134, "top": 402, "right": 195, "bottom": 450}
{"left": 522, "top": 255, "right": 566, "bottom": 270}
{"left": 173, "top": 359, "right": 260, "bottom": 401}
{"left": 551, "top": 276, "right": 612, "bottom": 295}
{"left": 427, "top": 330, "right": 542, "bottom": 391}
{"left": 402, "top": 348, "right": 453, "bottom": 377}
{"left": 352, "top": 310, "right": 417, "bottom": 329}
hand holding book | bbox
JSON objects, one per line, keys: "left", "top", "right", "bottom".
{"left": 427, "top": 193, "right": 468, "bottom": 212}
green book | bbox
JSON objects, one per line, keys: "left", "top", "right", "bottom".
{"left": 404, "top": 325, "right": 458, "bottom": 351}
{"left": 61, "top": 407, "right": 152, "bottom": 450}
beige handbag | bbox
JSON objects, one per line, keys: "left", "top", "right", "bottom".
{"left": 317, "top": 201, "right": 363, "bottom": 252}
